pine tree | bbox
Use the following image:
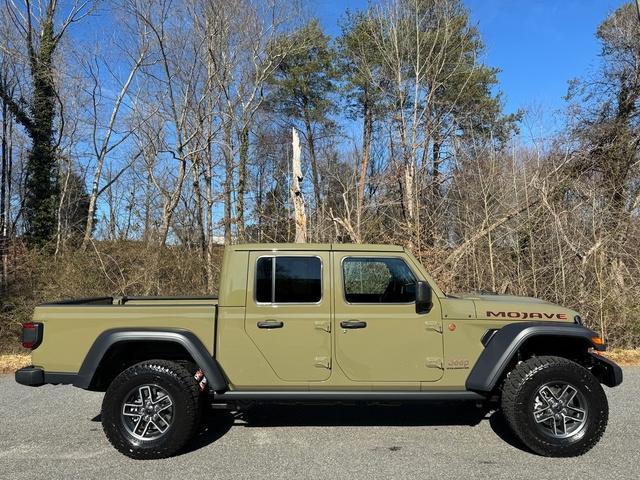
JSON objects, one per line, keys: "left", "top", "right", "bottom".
{"left": 265, "top": 20, "right": 339, "bottom": 209}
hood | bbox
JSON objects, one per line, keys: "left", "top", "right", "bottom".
{"left": 452, "top": 292, "right": 578, "bottom": 322}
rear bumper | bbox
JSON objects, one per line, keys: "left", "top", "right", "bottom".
{"left": 15, "top": 366, "right": 77, "bottom": 387}
{"left": 15, "top": 366, "right": 44, "bottom": 386}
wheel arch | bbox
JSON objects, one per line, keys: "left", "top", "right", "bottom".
{"left": 75, "top": 328, "right": 228, "bottom": 392}
{"left": 465, "top": 322, "right": 619, "bottom": 394}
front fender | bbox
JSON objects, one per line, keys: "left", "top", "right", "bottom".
{"left": 465, "top": 322, "right": 607, "bottom": 393}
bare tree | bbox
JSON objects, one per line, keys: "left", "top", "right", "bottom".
{"left": 291, "top": 127, "right": 306, "bottom": 242}
{"left": 79, "top": 26, "right": 149, "bottom": 249}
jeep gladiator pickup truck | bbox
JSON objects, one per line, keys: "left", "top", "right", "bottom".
{"left": 16, "top": 243, "right": 622, "bottom": 459}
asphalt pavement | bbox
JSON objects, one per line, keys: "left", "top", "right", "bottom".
{"left": 1, "top": 368, "right": 638, "bottom": 480}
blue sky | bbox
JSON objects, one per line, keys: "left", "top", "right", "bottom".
{"left": 314, "top": 0, "right": 628, "bottom": 137}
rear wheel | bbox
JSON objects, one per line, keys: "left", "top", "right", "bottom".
{"left": 101, "top": 360, "right": 201, "bottom": 459}
{"left": 501, "top": 355, "right": 608, "bottom": 457}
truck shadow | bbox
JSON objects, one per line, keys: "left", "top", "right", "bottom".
{"left": 240, "top": 402, "right": 485, "bottom": 427}
{"left": 182, "top": 402, "right": 531, "bottom": 455}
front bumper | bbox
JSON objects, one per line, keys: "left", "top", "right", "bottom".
{"left": 15, "top": 366, "right": 44, "bottom": 386}
{"left": 590, "top": 353, "right": 623, "bottom": 387}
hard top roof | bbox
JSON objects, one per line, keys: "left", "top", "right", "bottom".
{"left": 227, "top": 243, "right": 405, "bottom": 252}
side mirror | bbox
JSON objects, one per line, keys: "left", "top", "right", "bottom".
{"left": 415, "top": 281, "right": 432, "bottom": 314}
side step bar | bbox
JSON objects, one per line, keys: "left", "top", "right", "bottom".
{"left": 213, "top": 390, "right": 485, "bottom": 402}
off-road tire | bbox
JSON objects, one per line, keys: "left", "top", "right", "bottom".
{"left": 101, "top": 360, "right": 201, "bottom": 459}
{"left": 501, "top": 355, "right": 608, "bottom": 457}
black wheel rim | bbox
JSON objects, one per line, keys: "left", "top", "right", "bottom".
{"left": 532, "top": 381, "right": 588, "bottom": 439}
{"left": 121, "top": 384, "right": 174, "bottom": 441}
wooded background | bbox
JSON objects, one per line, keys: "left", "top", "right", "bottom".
{"left": 1, "top": 0, "right": 639, "bottom": 352}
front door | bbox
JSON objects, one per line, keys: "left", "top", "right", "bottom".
{"left": 334, "top": 253, "right": 444, "bottom": 382}
{"left": 245, "top": 251, "right": 332, "bottom": 382}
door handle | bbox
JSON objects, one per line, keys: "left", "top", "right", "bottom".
{"left": 257, "top": 320, "right": 284, "bottom": 329}
{"left": 340, "top": 320, "right": 367, "bottom": 329}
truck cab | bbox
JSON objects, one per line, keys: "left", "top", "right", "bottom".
{"left": 218, "top": 243, "right": 446, "bottom": 389}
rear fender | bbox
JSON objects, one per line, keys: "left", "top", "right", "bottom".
{"left": 76, "top": 328, "right": 228, "bottom": 392}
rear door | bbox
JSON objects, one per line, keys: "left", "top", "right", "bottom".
{"left": 244, "top": 251, "right": 332, "bottom": 382}
{"left": 333, "top": 253, "right": 444, "bottom": 382}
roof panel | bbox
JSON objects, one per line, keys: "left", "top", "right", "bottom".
{"left": 227, "top": 243, "right": 403, "bottom": 252}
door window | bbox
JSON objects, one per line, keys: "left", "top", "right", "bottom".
{"left": 342, "top": 257, "right": 416, "bottom": 303}
{"left": 255, "top": 256, "right": 322, "bottom": 303}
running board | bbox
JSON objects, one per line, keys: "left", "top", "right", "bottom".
{"left": 213, "top": 390, "right": 485, "bottom": 402}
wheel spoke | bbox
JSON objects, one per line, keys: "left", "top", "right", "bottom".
{"left": 534, "top": 408, "right": 555, "bottom": 424}
{"left": 532, "top": 381, "right": 587, "bottom": 439}
{"left": 122, "top": 402, "right": 142, "bottom": 418}
{"left": 154, "top": 395, "right": 172, "bottom": 412}
{"left": 561, "top": 415, "right": 568, "bottom": 435}
{"left": 152, "top": 415, "right": 170, "bottom": 433}
{"left": 132, "top": 415, "right": 144, "bottom": 435}
{"left": 140, "top": 417, "right": 151, "bottom": 437}
{"left": 139, "top": 385, "right": 152, "bottom": 403}
{"left": 564, "top": 406, "right": 586, "bottom": 422}
{"left": 539, "top": 386, "right": 558, "bottom": 402}
{"left": 122, "top": 383, "right": 174, "bottom": 441}
{"left": 558, "top": 385, "right": 577, "bottom": 405}
{"left": 553, "top": 415, "right": 566, "bottom": 436}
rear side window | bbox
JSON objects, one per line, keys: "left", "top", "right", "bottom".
{"left": 343, "top": 257, "right": 416, "bottom": 303}
{"left": 255, "top": 256, "right": 322, "bottom": 303}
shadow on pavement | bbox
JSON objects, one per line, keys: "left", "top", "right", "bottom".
{"left": 92, "top": 402, "right": 533, "bottom": 455}
{"left": 487, "top": 409, "right": 533, "bottom": 454}
{"left": 181, "top": 410, "right": 236, "bottom": 454}
{"left": 240, "top": 402, "right": 487, "bottom": 427}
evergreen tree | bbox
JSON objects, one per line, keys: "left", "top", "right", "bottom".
{"left": 266, "top": 20, "right": 339, "bottom": 209}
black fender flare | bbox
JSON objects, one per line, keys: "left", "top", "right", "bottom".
{"left": 75, "top": 328, "right": 228, "bottom": 392}
{"left": 465, "top": 322, "right": 608, "bottom": 393}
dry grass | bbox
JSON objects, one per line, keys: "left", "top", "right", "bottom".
{"left": 0, "top": 354, "right": 31, "bottom": 374}
{"left": 603, "top": 349, "right": 640, "bottom": 366}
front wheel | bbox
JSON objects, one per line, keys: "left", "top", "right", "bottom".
{"left": 501, "top": 355, "right": 608, "bottom": 457}
{"left": 101, "top": 360, "right": 201, "bottom": 459}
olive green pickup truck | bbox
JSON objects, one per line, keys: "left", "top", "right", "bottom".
{"left": 16, "top": 243, "right": 622, "bottom": 459}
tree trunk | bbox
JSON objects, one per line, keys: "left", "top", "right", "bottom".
{"left": 223, "top": 120, "right": 234, "bottom": 244}
{"left": 291, "top": 128, "right": 307, "bottom": 243}
{"left": 23, "top": 8, "right": 59, "bottom": 245}
{"left": 0, "top": 97, "right": 9, "bottom": 293}
{"left": 159, "top": 154, "right": 187, "bottom": 246}
{"left": 356, "top": 93, "right": 372, "bottom": 240}
{"left": 204, "top": 145, "right": 216, "bottom": 293}
{"left": 236, "top": 123, "right": 249, "bottom": 241}
{"left": 302, "top": 106, "right": 322, "bottom": 209}
{"left": 432, "top": 137, "right": 441, "bottom": 200}
{"left": 191, "top": 154, "right": 206, "bottom": 255}
{"left": 426, "top": 135, "right": 441, "bottom": 246}
{"left": 143, "top": 167, "right": 152, "bottom": 243}
{"left": 54, "top": 158, "right": 72, "bottom": 256}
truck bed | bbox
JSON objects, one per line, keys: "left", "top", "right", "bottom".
{"left": 31, "top": 296, "right": 218, "bottom": 374}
